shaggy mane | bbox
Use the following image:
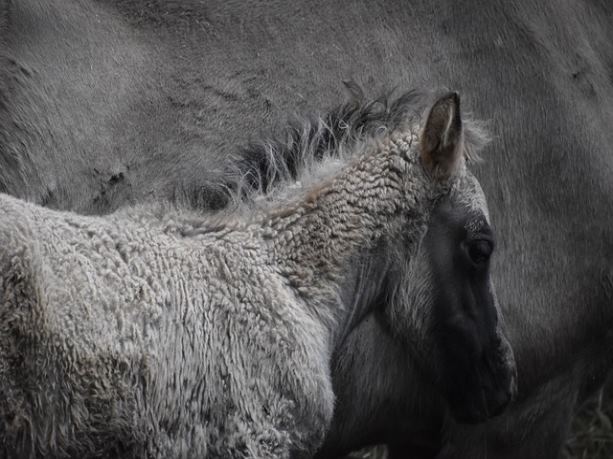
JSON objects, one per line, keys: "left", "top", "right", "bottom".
{"left": 221, "top": 84, "right": 489, "bottom": 207}
{"left": 167, "top": 84, "right": 490, "bottom": 235}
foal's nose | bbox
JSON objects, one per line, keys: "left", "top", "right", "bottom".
{"left": 484, "top": 341, "right": 517, "bottom": 417}
{"left": 487, "top": 383, "right": 513, "bottom": 417}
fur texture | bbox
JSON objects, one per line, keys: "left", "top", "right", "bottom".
{"left": 0, "top": 109, "right": 461, "bottom": 457}
{"left": 2, "top": 1, "right": 613, "bottom": 457}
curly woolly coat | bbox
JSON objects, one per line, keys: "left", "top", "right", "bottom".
{"left": 0, "top": 108, "right": 462, "bottom": 457}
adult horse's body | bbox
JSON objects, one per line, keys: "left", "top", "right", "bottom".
{"left": 1, "top": 0, "right": 613, "bottom": 457}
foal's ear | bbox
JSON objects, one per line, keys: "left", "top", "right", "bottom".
{"left": 420, "top": 92, "right": 464, "bottom": 181}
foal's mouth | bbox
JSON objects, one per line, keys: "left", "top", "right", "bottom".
{"left": 448, "top": 364, "right": 516, "bottom": 424}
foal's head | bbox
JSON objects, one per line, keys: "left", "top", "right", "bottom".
{"left": 385, "top": 93, "right": 516, "bottom": 423}
{"left": 223, "top": 87, "right": 516, "bottom": 424}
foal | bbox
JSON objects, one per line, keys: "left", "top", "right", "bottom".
{"left": 0, "top": 93, "right": 497, "bottom": 458}
{"left": 222, "top": 87, "right": 518, "bottom": 457}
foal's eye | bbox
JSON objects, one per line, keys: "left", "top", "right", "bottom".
{"left": 467, "top": 239, "right": 493, "bottom": 265}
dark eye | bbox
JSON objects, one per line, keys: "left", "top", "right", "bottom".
{"left": 466, "top": 239, "right": 493, "bottom": 265}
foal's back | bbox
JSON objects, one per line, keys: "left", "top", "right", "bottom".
{"left": 0, "top": 195, "right": 322, "bottom": 457}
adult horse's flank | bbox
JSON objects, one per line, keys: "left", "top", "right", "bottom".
{"left": 0, "top": 94, "right": 513, "bottom": 458}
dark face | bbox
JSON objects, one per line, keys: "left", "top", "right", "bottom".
{"left": 425, "top": 195, "right": 516, "bottom": 423}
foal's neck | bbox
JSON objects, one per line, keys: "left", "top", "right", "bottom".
{"left": 263, "top": 134, "right": 433, "bottom": 304}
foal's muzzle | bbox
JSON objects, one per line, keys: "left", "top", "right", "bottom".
{"left": 448, "top": 334, "right": 517, "bottom": 424}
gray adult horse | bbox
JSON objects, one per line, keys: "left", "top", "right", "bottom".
{"left": 1, "top": 0, "right": 613, "bottom": 458}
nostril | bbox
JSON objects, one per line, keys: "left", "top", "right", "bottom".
{"left": 507, "top": 375, "right": 518, "bottom": 407}
{"left": 482, "top": 355, "right": 516, "bottom": 416}
{"left": 489, "top": 387, "right": 512, "bottom": 417}
{"left": 496, "top": 368, "right": 517, "bottom": 410}
{"left": 505, "top": 358, "right": 519, "bottom": 398}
